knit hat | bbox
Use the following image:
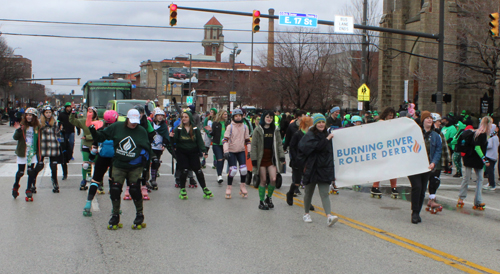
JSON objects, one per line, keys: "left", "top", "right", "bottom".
{"left": 188, "top": 105, "right": 195, "bottom": 114}
{"left": 420, "top": 111, "right": 431, "bottom": 122}
{"left": 210, "top": 108, "right": 218, "bottom": 115}
{"left": 330, "top": 106, "right": 340, "bottom": 114}
{"left": 312, "top": 113, "right": 326, "bottom": 126}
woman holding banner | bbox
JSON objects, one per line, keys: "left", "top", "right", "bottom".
{"left": 408, "top": 111, "right": 442, "bottom": 224}
{"left": 297, "top": 113, "right": 338, "bottom": 227}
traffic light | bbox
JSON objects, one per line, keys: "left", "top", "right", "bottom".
{"left": 489, "top": 13, "right": 499, "bottom": 37}
{"left": 169, "top": 4, "right": 178, "bottom": 27}
{"left": 252, "top": 10, "right": 260, "bottom": 33}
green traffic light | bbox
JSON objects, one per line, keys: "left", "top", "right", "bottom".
{"left": 170, "top": 19, "right": 177, "bottom": 26}
{"left": 254, "top": 25, "right": 260, "bottom": 31}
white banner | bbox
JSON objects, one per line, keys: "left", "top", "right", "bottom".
{"left": 332, "top": 118, "right": 430, "bottom": 187}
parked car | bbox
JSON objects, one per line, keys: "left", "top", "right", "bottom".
{"left": 173, "top": 72, "right": 186, "bottom": 79}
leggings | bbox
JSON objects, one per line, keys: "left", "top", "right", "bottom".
{"left": 227, "top": 151, "right": 246, "bottom": 186}
{"left": 303, "top": 182, "right": 331, "bottom": 214}
{"left": 288, "top": 167, "right": 303, "bottom": 194}
{"left": 408, "top": 171, "right": 430, "bottom": 213}
{"left": 35, "top": 156, "right": 59, "bottom": 184}
{"left": 428, "top": 169, "right": 441, "bottom": 195}
{"left": 212, "top": 144, "right": 225, "bottom": 176}
{"left": 176, "top": 148, "right": 206, "bottom": 189}
{"left": 14, "top": 163, "right": 36, "bottom": 191}
{"left": 81, "top": 147, "right": 91, "bottom": 181}
{"left": 453, "top": 152, "right": 462, "bottom": 174}
{"left": 150, "top": 149, "right": 163, "bottom": 182}
{"left": 88, "top": 156, "right": 113, "bottom": 201}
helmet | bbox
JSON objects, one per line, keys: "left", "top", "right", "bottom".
{"left": 134, "top": 104, "right": 145, "bottom": 114}
{"left": 103, "top": 110, "right": 119, "bottom": 124}
{"left": 232, "top": 109, "right": 243, "bottom": 116}
{"left": 64, "top": 102, "right": 71, "bottom": 107}
{"left": 351, "top": 115, "right": 363, "bottom": 123}
{"left": 155, "top": 109, "right": 165, "bottom": 117}
{"left": 43, "top": 105, "right": 53, "bottom": 112}
{"left": 431, "top": 113, "right": 441, "bottom": 122}
{"left": 25, "top": 108, "right": 37, "bottom": 115}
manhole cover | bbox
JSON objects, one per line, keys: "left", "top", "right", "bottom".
{"left": 380, "top": 207, "right": 401, "bottom": 210}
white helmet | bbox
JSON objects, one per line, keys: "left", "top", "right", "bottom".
{"left": 25, "top": 108, "right": 38, "bottom": 115}
{"left": 154, "top": 109, "right": 165, "bottom": 116}
{"left": 431, "top": 113, "right": 441, "bottom": 122}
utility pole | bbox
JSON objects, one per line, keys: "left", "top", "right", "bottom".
{"left": 153, "top": 68, "right": 158, "bottom": 100}
{"left": 436, "top": 0, "right": 445, "bottom": 114}
{"left": 361, "top": 0, "right": 368, "bottom": 111}
{"left": 188, "top": 53, "right": 193, "bottom": 106}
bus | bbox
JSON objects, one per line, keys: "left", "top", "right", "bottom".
{"left": 82, "top": 79, "right": 132, "bottom": 117}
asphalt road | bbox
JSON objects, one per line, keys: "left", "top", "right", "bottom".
{"left": 1, "top": 124, "right": 499, "bottom": 274}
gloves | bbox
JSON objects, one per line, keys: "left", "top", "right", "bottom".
{"left": 224, "top": 152, "right": 231, "bottom": 160}
{"left": 482, "top": 156, "right": 489, "bottom": 164}
{"left": 252, "top": 160, "right": 257, "bottom": 167}
{"left": 172, "top": 97, "right": 177, "bottom": 104}
{"left": 247, "top": 153, "right": 251, "bottom": 160}
{"left": 89, "top": 124, "right": 95, "bottom": 130}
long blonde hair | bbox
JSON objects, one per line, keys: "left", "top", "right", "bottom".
{"left": 40, "top": 110, "right": 56, "bottom": 127}
{"left": 475, "top": 116, "right": 492, "bottom": 139}
{"left": 213, "top": 110, "right": 227, "bottom": 123}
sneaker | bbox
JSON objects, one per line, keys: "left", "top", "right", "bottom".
{"left": 452, "top": 173, "right": 462, "bottom": 178}
{"left": 483, "top": 185, "right": 497, "bottom": 191}
{"left": 327, "top": 215, "right": 339, "bottom": 227}
{"left": 303, "top": 214, "right": 312, "bottom": 223}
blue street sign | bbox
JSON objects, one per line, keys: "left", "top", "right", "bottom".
{"left": 279, "top": 12, "right": 318, "bottom": 28}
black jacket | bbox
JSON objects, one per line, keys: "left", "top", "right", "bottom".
{"left": 297, "top": 130, "right": 335, "bottom": 184}
{"left": 283, "top": 120, "right": 299, "bottom": 152}
{"left": 289, "top": 130, "right": 304, "bottom": 169}
{"left": 58, "top": 110, "right": 76, "bottom": 134}
{"left": 326, "top": 116, "right": 342, "bottom": 129}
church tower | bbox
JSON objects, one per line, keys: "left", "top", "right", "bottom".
{"left": 202, "top": 16, "right": 224, "bottom": 61}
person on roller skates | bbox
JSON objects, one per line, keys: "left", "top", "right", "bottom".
{"left": 251, "top": 111, "right": 285, "bottom": 210}
{"left": 457, "top": 117, "right": 491, "bottom": 211}
{"left": 208, "top": 110, "right": 229, "bottom": 186}
{"left": 12, "top": 108, "right": 41, "bottom": 201}
{"left": 57, "top": 102, "right": 77, "bottom": 180}
{"left": 83, "top": 110, "right": 119, "bottom": 217}
{"left": 172, "top": 110, "right": 212, "bottom": 200}
{"left": 222, "top": 108, "right": 251, "bottom": 199}
{"left": 89, "top": 109, "right": 155, "bottom": 230}
{"left": 149, "top": 108, "right": 175, "bottom": 191}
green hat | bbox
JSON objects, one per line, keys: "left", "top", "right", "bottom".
{"left": 373, "top": 111, "right": 379, "bottom": 116}
{"left": 64, "top": 102, "right": 71, "bottom": 107}
{"left": 461, "top": 110, "right": 466, "bottom": 115}
{"left": 210, "top": 108, "right": 218, "bottom": 115}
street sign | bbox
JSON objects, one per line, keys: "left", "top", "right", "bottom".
{"left": 186, "top": 96, "right": 193, "bottom": 104}
{"left": 230, "top": 91, "right": 237, "bottom": 102}
{"left": 163, "top": 99, "right": 169, "bottom": 107}
{"left": 357, "top": 83, "right": 370, "bottom": 101}
{"left": 279, "top": 12, "right": 318, "bottom": 28}
{"left": 334, "top": 15, "right": 354, "bottom": 33}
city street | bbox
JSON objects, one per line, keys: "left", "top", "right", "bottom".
{"left": 1, "top": 123, "right": 500, "bottom": 274}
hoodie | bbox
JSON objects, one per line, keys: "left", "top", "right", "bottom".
{"left": 173, "top": 111, "right": 206, "bottom": 153}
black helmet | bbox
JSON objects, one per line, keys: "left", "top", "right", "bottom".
{"left": 134, "top": 104, "right": 145, "bottom": 114}
{"left": 43, "top": 105, "right": 53, "bottom": 112}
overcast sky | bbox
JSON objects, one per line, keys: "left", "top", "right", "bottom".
{"left": 1, "top": 0, "right": 381, "bottom": 95}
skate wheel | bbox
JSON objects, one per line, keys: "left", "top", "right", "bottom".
{"left": 118, "top": 223, "right": 123, "bottom": 228}
{"left": 438, "top": 207, "right": 443, "bottom": 212}
{"left": 143, "top": 197, "right": 150, "bottom": 200}
{"left": 225, "top": 194, "right": 231, "bottom": 199}
{"left": 329, "top": 191, "right": 333, "bottom": 195}
{"left": 141, "top": 223, "right": 146, "bottom": 228}
{"left": 431, "top": 210, "right": 437, "bottom": 214}
{"left": 425, "top": 207, "right": 430, "bottom": 211}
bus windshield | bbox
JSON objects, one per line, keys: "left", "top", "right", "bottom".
{"left": 89, "top": 88, "right": 131, "bottom": 108}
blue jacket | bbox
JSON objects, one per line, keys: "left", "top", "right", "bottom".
{"left": 425, "top": 130, "right": 442, "bottom": 166}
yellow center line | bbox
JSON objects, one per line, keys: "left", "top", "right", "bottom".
{"left": 271, "top": 190, "right": 499, "bottom": 274}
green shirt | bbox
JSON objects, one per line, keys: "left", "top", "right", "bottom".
{"left": 174, "top": 125, "right": 206, "bottom": 153}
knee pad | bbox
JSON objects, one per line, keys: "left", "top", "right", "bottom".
{"left": 16, "top": 170, "right": 25, "bottom": 178}
{"left": 109, "top": 180, "right": 122, "bottom": 201}
{"left": 195, "top": 169, "right": 204, "bottom": 176}
{"left": 35, "top": 163, "right": 44, "bottom": 173}
{"left": 151, "top": 158, "right": 160, "bottom": 170}
{"left": 239, "top": 165, "right": 248, "bottom": 176}
{"left": 229, "top": 166, "right": 238, "bottom": 178}
{"left": 90, "top": 182, "right": 99, "bottom": 188}
{"left": 129, "top": 181, "right": 142, "bottom": 200}
{"left": 83, "top": 162, "right": 89, "bottom": 170}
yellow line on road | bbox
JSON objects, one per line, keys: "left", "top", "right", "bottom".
{"left": 272, "top": 190, "right": 499, "bottom": 274}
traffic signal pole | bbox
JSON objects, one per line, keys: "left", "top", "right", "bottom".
{"left": 436, "top": 0, "right": 445, "bottom": 114}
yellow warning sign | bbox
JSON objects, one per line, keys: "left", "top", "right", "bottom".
{"left": 357, "top": 84, "right": 370, "bottom": 101}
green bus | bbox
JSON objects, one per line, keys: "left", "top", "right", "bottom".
{"left": 82, "top": 79, "right": 132, "bottom": 117}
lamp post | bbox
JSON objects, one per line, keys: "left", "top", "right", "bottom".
{"left": 224, "top": 43, "right": 241, "bottom": 109}
{"left": 153, "top": 68, "right": 158, "bottom": 100}
{"left": 186, "top": 53, "right": 193, "bottom": 105}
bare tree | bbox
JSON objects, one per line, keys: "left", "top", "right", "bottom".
{"left": 0, "top": 37, "right": 25, "bottom": 107}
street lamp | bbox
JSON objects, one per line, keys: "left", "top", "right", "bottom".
{"left": 153, "top": 68, "right": 158, "bottom": 100}
{"left": 224, "top": 43, "right": 241, "bottom": 109}
{"left": 186, "top": 53, "right": 193, "bottom": 105}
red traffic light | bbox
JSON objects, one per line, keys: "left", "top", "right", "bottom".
{"left": 253, "top": 10, "right": 260, "bottom": 17}
{"left": 170, "top": 4, "right": 177, "bottom": 11}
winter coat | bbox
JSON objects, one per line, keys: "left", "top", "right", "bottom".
{"left": 211, "top": 121, "right": 227, "bottom": 146}
{"left": 173, "top": 111, "right": 206, "bottom": 153}
{"left": 57, "top": 110, "right": 76, "bottom": 134}
{"left": 289, "top": 129, "right": 305, "bottom": 169}
{"left": 436, "top": 130, "right": 450, "bottom": 171}
{"left": 250, "top": 124, "right": 285, "bottom": 176}
{"left": 39, "top": 123, "right": 61, "bottom": 158}
{"left": 283, "top": 120, "right": 299, "bottom": 152}
{"left": 13, "top": 126, "right": 40, "bottom": 159}
{"left": 223, "top": 121, "right": 251, "bottom": 154}
{"left": 297, "top": 130, "right": 335, "bottom": 185}
{"left": 70, "top": 114, "right": 94, "bottom": 148}
{"left": 463, "top": 133, "right": 487, "bottom": 169}
{"left": 326, "top": 115, "right": 342, "bottom": 129}
{"left": 422, "top": 129, "right": 442, "bottom": 168}
{"left": 151, "top": 120, "right": 175, "bottom": 157}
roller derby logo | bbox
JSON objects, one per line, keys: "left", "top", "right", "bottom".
{"left": 413, "top": 141, "right": 422, "bottom": 153}
{"left": 117, "top": 136, "right": 137, "bottom": 157}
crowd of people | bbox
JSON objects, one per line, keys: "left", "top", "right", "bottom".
{"left": 10, "top": 99, "right": 498, "bottom": 228}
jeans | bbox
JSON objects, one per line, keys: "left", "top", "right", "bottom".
{"left": 64, "top": 132, "right": 75, "bottom": 161}
{"left": 212, "top": 145, "right": 225, "bottom": 176}
{"left": 227, "top": 151, "right": 247, "bottom": 185}
{"left": 459, "top": 167, "right": 483, "bottom": 205}
{"left": 486, "top": 158, "right": 497, "bottom": 187}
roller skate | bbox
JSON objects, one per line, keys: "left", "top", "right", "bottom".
{"left": 83, "top": 200, "right": 92, "bottom": 217}
{"left": 217, "top": 175, "right": 223, "bottom": 186}
{"left": 25, "top": 190, "right": 33, "bottom": 202}
{"left": 225, "top": 185, "right": 232, "bottom": 199}
{"left": 107, "top": 214, "right": 123, "bottom": 230}
{"left": 390, "top": 188, "right": 399, "bottom": 199}
{"left": 259, "top": 200, "right": 269, "bottom": 210}
{"left": 132, "top": 213, "right": 146, "bottom": 230}
{"left": 203, "top": 187, "right": 213, "bottom": 199}
{"left": 141, "top": 185, "right": 150, "bottom": 200}
{"left": 425, "top": 198, "right": 443, "bottom": 214}
{"left": 12, "top": 183, "right": 20, "bottom": 199}
{"left": 97, "top": 183, "right": 105, "bottom": 195}
{"left": 456, "top": 199, "right": 464, "bottom": 208}
{"left": 123, "top": 186, "right": 131, "bottom": 200}
{"left": 179, "top": 188, "right": 188, "bottom": 200}
{"left": 188, "top": 178, "right": 198, "bottom": 188}
{"left": 265, "top": 195, "right": 274, "bottom": 209}
{"left": 52, "top": 179, "right": 60, "bottom": 193}
{"left": 239, "top": 183, "right": 248, "bottom": 198}
{"left": 329, "top": 183, "right": 339, "bottom": 195}
{"left": 150, "top": 180, "right": 158, "bottom": 191}
{"left": 472, "top": 203, "right": 486, "bottom": 211}
{"left": 80, "top": 180, "right": 88, "bottom": 191}
{"left": 370, "top": 187, "right": 382, "bottom": 199}
{"left": 31, "top": 185, "right": 37, "bottom": 194}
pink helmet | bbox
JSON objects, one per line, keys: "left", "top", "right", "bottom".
{"left": 103, "top": 110, "right": 119, "bottom": 124}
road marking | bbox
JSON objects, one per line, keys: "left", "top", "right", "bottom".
{"left": 271, "top": 190, "right": 500, "bottom": 274}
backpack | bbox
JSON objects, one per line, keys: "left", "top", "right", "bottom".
{"left": 99, "top": 140, "right": 115, "bottom": 158}
{"left": 456, "top": 130, "right": 474, "bottom": 154}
